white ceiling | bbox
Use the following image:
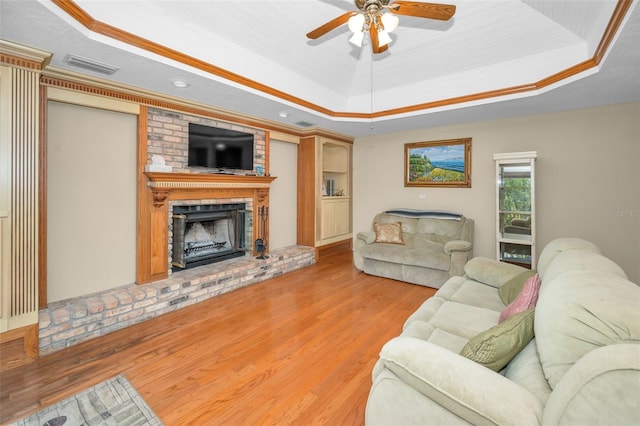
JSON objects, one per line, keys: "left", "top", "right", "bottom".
{"left": 1, "top": 0, "right": 639, "bottom": 137}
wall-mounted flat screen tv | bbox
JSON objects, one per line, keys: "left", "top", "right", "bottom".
{"left": 188, "top": 123, "right": 254, "bottom": 171}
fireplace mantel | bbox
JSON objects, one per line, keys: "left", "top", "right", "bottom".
{"left": 145, "top": 172, "right": 276, "bottom": 188}
{"left": 138, "top": 172, "right": 277, "bottom": 284}
{"left": 145, "top": 172, "right": 276, "bottom": 207}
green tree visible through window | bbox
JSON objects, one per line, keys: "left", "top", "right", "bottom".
{"left": 501, "top": 177, "right": 531, "bottom": 227}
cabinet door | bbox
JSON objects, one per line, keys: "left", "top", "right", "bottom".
{"left": 334, "top": 198, "right": 350, "bottom": 235}
{"left": 320, "top": 198, "right": 350, "bottom": 240}
{"left": 321, "top": 200, "right": 336, "bottom": 240}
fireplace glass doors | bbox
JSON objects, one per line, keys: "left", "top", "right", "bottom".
{"left": 172, "top": 203, "right": 247, "bottom": 270}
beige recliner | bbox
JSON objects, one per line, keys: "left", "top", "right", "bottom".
{"left": 354, "top": 210, "right": 474, "bottom": 288}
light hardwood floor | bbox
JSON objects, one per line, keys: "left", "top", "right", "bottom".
{"left": 0, "top": 253, "right": 435, "bottom": 425}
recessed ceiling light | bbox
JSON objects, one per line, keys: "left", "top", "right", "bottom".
{"left": 278, "top": 111, "right": 289, "bottom": 118}
{"left": 172, "top": 80, "right": 189, "bottom": 88}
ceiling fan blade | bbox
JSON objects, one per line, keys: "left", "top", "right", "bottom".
{"left": 390, "top": 1, "right": 456, "bottom": 21}
{"left": 307, "top": 12, "right": 355, "bottom": 39}
{"left": 369, "top": 26, "right": 388, "bottom": 54}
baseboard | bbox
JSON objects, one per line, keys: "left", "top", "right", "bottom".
{"left": 0, "top": 324, "right": 38, "bottom": 371}
{"left": 317, "top": 239, "right": 352, "bottom": 258}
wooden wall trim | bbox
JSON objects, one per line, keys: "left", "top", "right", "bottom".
{"left": 38, "top": 85, "right": 47, "bottom": 308}
{"left": 296, "top": 137, "right": 318, "bottom": 247}
{"left": 48, "top": 0, "right": 631, "bottom": 120}
{"left": 136, "top": 106, "right": 153, "bottom": 284}
{"left": 0, "top": 324, "right": 38, "bottom": 371}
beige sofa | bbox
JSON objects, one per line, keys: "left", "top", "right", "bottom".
{"left": 354, "top": 210, "right": 474, "bottom": 288}
{"left": 365, "top": 237, "right": 640, "bottom": 425}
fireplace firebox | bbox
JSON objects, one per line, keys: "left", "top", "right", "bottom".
{"left": 172, "top": 203, "right": 247, "bottom": 270}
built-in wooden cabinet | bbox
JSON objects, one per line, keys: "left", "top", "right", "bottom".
{"left": 297, "top": 134, "right": 353, "bottom": 254}
{"left": 321, "top": 198, "right": 350, "bottom": 240}
{"left": 494, "top": 151, "right": 537, "bottom": 269}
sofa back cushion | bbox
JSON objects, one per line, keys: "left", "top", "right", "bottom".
{"left": 534, "top": 270, "right": 640, "bottom": 389}
{"left": 373, "top": 213, "right": 418, "bottom": 234}
{"left": 536, "top": 238, "right": 600, "bottom": 278}
{"left": 540, "top": 249, "right": 628, "bottom": 285}
{"left": 416, "top": 217, "right": 465, "bottom": 239}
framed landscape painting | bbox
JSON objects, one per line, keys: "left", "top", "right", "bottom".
{"left": 404, "top": 138, "right": 472, "bottom": 188}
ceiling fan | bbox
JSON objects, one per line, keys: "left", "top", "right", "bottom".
{"left": 307, "top": 0, "right": 456, "bottom": 54}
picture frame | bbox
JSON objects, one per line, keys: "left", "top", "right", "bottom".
{"left": 404, "top": 138, "right": 472, "bottom": 188}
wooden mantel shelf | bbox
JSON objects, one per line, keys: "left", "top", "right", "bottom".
{"left": 145, "top": 172, "right": 277, "bottom": 189}
{"left": 144, "top": 172, "right": 277, "bottom": 207}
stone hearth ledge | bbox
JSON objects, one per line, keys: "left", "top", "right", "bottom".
{"left": 38, "top": 245, "right": 315, "bottom": 356}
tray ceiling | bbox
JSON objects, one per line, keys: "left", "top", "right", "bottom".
{"left": 1, "top": 0, "right": 638, "bottom": 136}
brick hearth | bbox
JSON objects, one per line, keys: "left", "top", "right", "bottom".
{"left": 39, "top": 246, "right": 315, "bottom": 355}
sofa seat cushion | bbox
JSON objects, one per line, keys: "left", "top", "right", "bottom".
{"left": 504, "top": 339, "right": 552, "bottom": 405}
{"left": 402, "top": 321, "right": 469, "bottom": 353}
{"left": 403, "top": 248, "right": 451, "bottom": 271}
{"left": 449, "top": 280, "right": 506, "bottom": 312}
{"left": 426, "top": 301, "right": 500, "bottom": 341}
{"left": 415, "top": 232, "right": 453, "bottom": 246}
{"left": 359, "top": 243, "right": 408, "bottom": 264}
{"left": 404, "top": 297, "right": 446, "bottom": 327}
{"left": 413, "top": 233, "right": 448, "bottom": 250}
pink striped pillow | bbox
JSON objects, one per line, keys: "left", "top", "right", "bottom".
{"left": 499, "top": 273, "right": 541, "bottom": 323}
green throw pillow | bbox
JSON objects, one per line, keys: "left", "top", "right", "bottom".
{"left": 498, "top": 270, "right": 536, "bottom": 305}
{"left": 460, "top": 308, "right": 535, "bottom": 371}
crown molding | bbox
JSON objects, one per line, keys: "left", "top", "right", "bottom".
{"left": 0, "top": 39, "right": 52, "bottom": 71}
{"left": 40, "top": 66, "right": 354, "bottom": 142}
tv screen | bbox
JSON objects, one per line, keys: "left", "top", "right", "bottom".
{"left": 188, "top": 123, "right": 254, "bottom": 171}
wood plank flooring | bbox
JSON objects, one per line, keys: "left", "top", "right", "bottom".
{"left": 0, "top": 253, "right": 435, "bottom": 425}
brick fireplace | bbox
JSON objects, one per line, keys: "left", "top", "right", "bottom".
{"left": 137, "top": 107, "right": 275, "bottom": 284}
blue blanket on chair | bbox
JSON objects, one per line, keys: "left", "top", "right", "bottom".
{"left": 384, "top": 209, "right": 463, "bottom": 220}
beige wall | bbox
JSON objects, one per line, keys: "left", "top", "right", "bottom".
{"left": 47, "top": 101, "right": 137, "bottom": 302}
{"left": 269, "top": 139, "right": 298, "bottom": 249}
{"left": 353, "top": 103, "right": 640, "bottom": 283}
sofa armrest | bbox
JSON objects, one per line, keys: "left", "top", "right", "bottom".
{"left": 379, "top": 336, "right": 543, "bottom": 425}
{"left": 356, "top": 231, "right": 376, "bottom": 244}
{"left": 464, "top": 257, "right": 529, "bottom": 288}
{"left": 444, "top": 239, "right": 472, "bottom": 254}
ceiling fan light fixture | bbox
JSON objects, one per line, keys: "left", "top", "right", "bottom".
{"left": 378, "top": 29, "right": 392, "bottom": 47}
{"left": 349, "top": 30, "right": 365, "bottom": 47}
{"left": 348, "top": 13, "right": 365, "bottom": 33}
{"left": 381, "top": 12, "right": 399, "bottom": 33}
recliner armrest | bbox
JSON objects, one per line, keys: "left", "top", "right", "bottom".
{"left": 444, "top": 239, "right": 472, "bottom": 254}
{"left": 379, "top": 336, "right": 543, "bottom": 425}
{"left": 356, "top": 231, "right": 376, "bottom": 244}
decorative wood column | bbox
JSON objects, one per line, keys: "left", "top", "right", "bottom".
{"left": 137, "top": 172, "right": 276, "bottom": 284}
{"left": 0, "top": 40, "right": 52, "bottom": 370}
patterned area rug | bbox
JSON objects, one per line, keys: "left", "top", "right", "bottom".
{"left": 11, "top": 375, "right": 162, "bottom": 426}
